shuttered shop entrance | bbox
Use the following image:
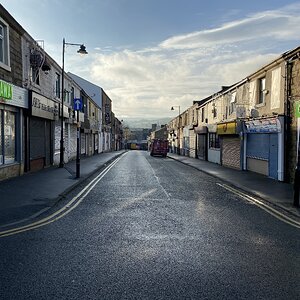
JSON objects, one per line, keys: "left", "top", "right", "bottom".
{"left": 197, "top": 134, "right": 207, "bottom": 160}
{"left": 246, "top": 133, "right": 278, "bottom": 179}
{"left": 29, "top": 117, "right": 52, "bottom": 171}
{"left": 222, "top": 136, "right": 240, "bottom": 169}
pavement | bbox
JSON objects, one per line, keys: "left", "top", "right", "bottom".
{"left": 0, "top": 150, "right": 126, "bottom": 228}
{"left": 167, "top": 152, "right": 300, "bottom": 222}
{"left": 0, "top": 149, "right": 299, "bottom": 229}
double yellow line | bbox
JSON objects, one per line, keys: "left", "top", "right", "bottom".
{"left": 217, "top": 183, "right": 300, "bottom": 229}
{"left": 0, "top": 155, "right": 123, "bottom": 238}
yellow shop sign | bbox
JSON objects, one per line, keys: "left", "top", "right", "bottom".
{"left": 217, "top": 122, "right": 237, "bottom": 135}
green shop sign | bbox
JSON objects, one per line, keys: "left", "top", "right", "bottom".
{"left": 0, "top": 80, "right": 13, "bottom": 100}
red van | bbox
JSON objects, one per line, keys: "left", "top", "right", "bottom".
{"left": 150, "top": 139, "right": 168, "bottom": 157}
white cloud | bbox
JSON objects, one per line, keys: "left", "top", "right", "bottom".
{"left": 160, "top": 9, "right": 300, "bottom": 50}
{"left": 81, "top": 4, "right": 300, "bottom": 120}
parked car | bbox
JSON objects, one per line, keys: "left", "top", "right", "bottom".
{"left": 150, "top": 139, "right": 168, "bottom": 157}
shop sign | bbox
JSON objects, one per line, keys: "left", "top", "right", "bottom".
{"left": 207, "top": 124, "right": 217, "bottom": 133}
{"left": 0, "top": 80, "right": 28, "bottom": 108}
{"left": 78, "top": 111, "right": 84, "bottom": 122}
{"left": 194, "top": 126, "right": 208, "bottom": 134}
{"left": 30, "top": 91, "right": 58, "bottom": 120}
{"left": 217, "top": 122, "right": 236, "bottom": 135}
{"left": 61, "top": 104, "right": 69, "bottom": 118}
{"left": 0, "top": 80, "right": 12, "bottom": 100}
{"left": 245, "top": 118, "right": 281, "bottom": 133}
{"left": 296, "top": 102, "right": 300, "bottom": 118}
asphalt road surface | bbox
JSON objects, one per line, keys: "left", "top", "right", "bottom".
{"left": 0, "top": 151, "right": 299, "bottom": 299}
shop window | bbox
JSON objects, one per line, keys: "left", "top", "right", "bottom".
{"left": 209, "top": 133, "right": 220, "bottom": 149}
{"left": 0, "top": 110, "right": 16, "bottom": 164}
{"left": 0, "top": 110, "right": 2, "bottom": 164}
{"left": 0, "top": 18, "right": 10, "bottom": 71}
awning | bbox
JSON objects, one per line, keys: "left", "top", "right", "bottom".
{"left": 244, "top": 117, "right": 281, "bottom": 133}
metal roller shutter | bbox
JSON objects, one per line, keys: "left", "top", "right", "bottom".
{"left": 29, "top": 117, "right": 52, "bottom": 170}
{"left": 222, "top": 136, "right": 240, "bottom": 169}
{"left": 30, "top": 117, "right": 45, "bottom": 160}
{"left": 197, "top": 134, "right": 206, "bottom": 160}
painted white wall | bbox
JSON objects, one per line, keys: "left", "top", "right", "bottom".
{"left": 208, "top": 149, "right": 221, "bottom": 164}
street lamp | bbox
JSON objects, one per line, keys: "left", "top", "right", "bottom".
{"left": 59, "top": 38, "right": 88, "bottom": 168}
{"left": 171, "top": 106, "right": 181, "bottom": 155}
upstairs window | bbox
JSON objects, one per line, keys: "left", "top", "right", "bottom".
{"left": 55, "top": 73, "right": 60, "bottom": 98}
{"left": 70, "top": 87, "right": 75, "bottom": 105}
{"left": 258, "top": 77, "right": 266, "bottom": 104}
{"left": 212, "top": 104, "right": 217, "bottom": 118}
{"left": 0, "top": 18, "right": 10, "bottom": 71}
{"left": 229, "top": 92, "right": 236, "bottom": 115}
{"left": 201, "top": 107, "right": 205, "bottom": 122}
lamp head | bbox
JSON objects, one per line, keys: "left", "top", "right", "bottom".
{"left": 77, "top": 44, "right": 88, "bottom": 55}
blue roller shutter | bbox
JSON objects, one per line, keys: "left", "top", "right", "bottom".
{"left": 246, "top": 133, "right": 278, "bottom": 179}
{"left": 247, "top": 133, "right": 269, "bottom": 160}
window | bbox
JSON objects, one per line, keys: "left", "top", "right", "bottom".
{"left": 209, "top": 133, "right": 220, "bottom": 149}
{"left": 71, "top": 87, "right": 75, "bottom": 105}
{"left": 0, "top": 110, "right": 16, "bottom": 164}
{"left": 0, "top": 19, "right": 10, "bottom": 70}
{"left": 55, "top": 73, "right": 60, "bottom": 98}
{"left": 212, "top": 105, "right": 217, "bottom": 118}
{"left": 229, "top": 92, "right": 236, "bottom": 115}
{"left": 258, "top": 77, "right": 266, "bottom": 104}
{"left": 30, "top": 65, "right": 40, "bottom": 85}
{"left": 201, "top": 107, "right": 205, "bottom": 122}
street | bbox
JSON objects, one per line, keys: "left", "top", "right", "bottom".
{"left": 0, "top": 150, "right": 299, "bottom": 299}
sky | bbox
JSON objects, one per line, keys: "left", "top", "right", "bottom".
{"left": 2, "top": 0, "right": 300, "bottom": 122}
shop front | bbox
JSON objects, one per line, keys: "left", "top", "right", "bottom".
{"left": 194, "top": 125, "right": 208, "bottom": 160}
{"left": 26, "top": 91, "right": 57, "bottom": 172}
{"left": 244, "top": 116, "right": 284, "bottom": 181}
{"left": 0, "top": 80, "right": 28, "bottom": 180}
{"left": 217, "top": 121, "right": 242, "bottom": 169}
{"left": 207, "top": 124, "right": 221, "bottom": 164}
{"left": 183, "top": 126, "right": 191, "bottom": 156}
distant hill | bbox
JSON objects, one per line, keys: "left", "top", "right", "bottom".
{"left": 122, "top": 118, "right": 171, "bottom": 129}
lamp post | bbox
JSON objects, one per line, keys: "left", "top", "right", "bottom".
{"left": 59, "top": 38, "right": 88, "bottom": 168}
{"left": 171, "top": 105, "right": 181, "bottom": 155}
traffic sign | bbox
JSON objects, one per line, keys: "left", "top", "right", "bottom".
{"left": 74, "top": 98, "right": 83, "bottom": 111}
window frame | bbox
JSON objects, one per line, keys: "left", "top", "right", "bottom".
{"left": 0, "top": 109, "right": 17, "bottom": 165}
{"left": 0, "top": 17, "right": 11, "bottom": 72}
{"left": 209, "top": 133, "right": 220, "bottom": 149}
{"left": 55, "top": 72, "right": 60, "bottom": 99}
{"left": 258, "top": 77, "right": 266, "bottom": 105}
